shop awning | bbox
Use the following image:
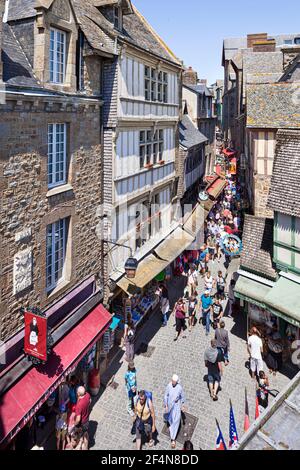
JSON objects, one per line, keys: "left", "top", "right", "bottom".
{"left": 116, "top": 227, "right": 195, "bottom": 295}
{"left": 207, "top": 177, "right": 227, "bottom": 200}
{"left": 183, "top": 204, "right": 206, "bottom": 239}
{"left": 117, "top": 253, "right": 169, "bottom": 295}
{"left": 264, "top": 277, "right": 300, "bottom": 327}
{"left": 223, "top": 148, "right": 236, "bottom": 158}
{"left": 154, "top": 227, "right": 195, "bottom": 263}
{"left": 234, "top": 276, "right": 272, "bottom": 308}
{"left": 0, "top": 304, "right": 112, "bottom": 447}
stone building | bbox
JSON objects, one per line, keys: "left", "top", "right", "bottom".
{"left": 235, "top": 129, "right": 300, "bottom": 375}
{"left": 182, "top": 68, "right": 216, "bottom": 176}
{"left": 222, "top": 32, "right": 300, "bottom": 217}
{"left": 0, "top": 0, "right": 117, "bottom": 448}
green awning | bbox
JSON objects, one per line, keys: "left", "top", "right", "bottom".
{"left": 264, "top": 277, "right": 300, "bottom": 327}
{"left": 234, "top": 276, "right": 272, "bottom": 309}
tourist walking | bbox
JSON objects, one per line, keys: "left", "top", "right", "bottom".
{"left": 164, "top": 375, "right": 186, "bottom": 449}
{"left": 212, "top": 297, "right": 224, "bottom": 328}
{"left": 125, "top": 362, "right": 137, "bottom": 417}
{"left": 215, "top": 320, "right": 230, "bottom": 368}
{"left": 133, "top": 390, "right": 156, "bottom": 450}
{"left": 247, "top": 327, "right": 264, "bottom": 379}
{"left": 200, "top": 290, "right": 213, "bottom": 336}
{"left": 158, "top": 284, "right": 170, "bottom": 327}
{"left": 74, "top": 386, "right": 91, "bottom": 433}
{"left": 55, "top": 404, "right": 68, "bottom": 450}
{"left": 184, "top": 265, "right": 198, "bottom": 297}
{"left": 204, "top": 271, "right": 215, "bottom": 295}
{"left": 226, "top": 279, "right": 236, "bottom": 317}
{"left": 204, "top": 340, "right": 223, "bottom": 401}
{"left": 216, "top": 271, "right": 226, "bottom": 301}
{"left": 173, "top": 298, "right": 187, "bottom": 341}
{"left": 123, "top": 313, "right": 135, "bottom": 362}
{"left": 188, "top": 294, "right": 198, "bottom": 332}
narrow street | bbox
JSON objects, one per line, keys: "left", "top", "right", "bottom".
{"left": 88, "top": 255, "right": 290, "bottom": 450}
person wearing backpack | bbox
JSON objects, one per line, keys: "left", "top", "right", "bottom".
{"left": 125, "top": 362, "right": 137, "bottom": 417}
{"left": 133, "top": 390, "right": 156, "bottom": 450}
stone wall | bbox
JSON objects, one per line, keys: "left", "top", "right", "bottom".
{"left": 0, "top": 98, "right": 103, "bottom": 342}
{"left": 253, "top": 175, "right": 274, "bottom": 218}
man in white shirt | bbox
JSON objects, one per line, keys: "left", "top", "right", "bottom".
{"left": 247, "top": 327, "right": 264, "bottom": 379}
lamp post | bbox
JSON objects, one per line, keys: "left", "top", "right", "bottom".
{"left": 103, "top": 240, "right": 138, "bottom": 279}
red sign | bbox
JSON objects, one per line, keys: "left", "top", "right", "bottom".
{"left": 24, "top": 311, "right": 48, "bottom": 362}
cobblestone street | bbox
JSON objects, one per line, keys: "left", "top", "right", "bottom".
{"left": 89, "top": 257, "right": 291, "bottom": 451}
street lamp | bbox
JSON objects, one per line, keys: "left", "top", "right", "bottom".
{"left": 103, "top": 240, "right": 138, "bottom": 279}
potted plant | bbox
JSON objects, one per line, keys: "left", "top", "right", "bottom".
{"left": 158, "top": 160, "right": 165, "bottom": 165}
{"left": 144, "top": 163, "right": 153, "bottom": 169}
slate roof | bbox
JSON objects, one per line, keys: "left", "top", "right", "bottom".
{"left": 7, "top": 0, "right": 36, "bottom": 21}
{"left": 238, "top": 372, "right": 300, "bottom": 450}
{"left": 71, "top": 0, "right": 116, "bottom": 55}
{"left": 179, "top": 114, "right": 208, "bottom": 150}
{"left": 247, "top": 83, "right": 300, "bottom": 129}
{"left": 267, "top": 129, "right": 300, "bottom": 218}
{"left": 240, "top": 215, "right": 277, "bottom": 280}
{"left": 184, "top": 84, "right": 213, "bottom": 97}
{"left": 120, "top": 6, "right": 181, "bottom": 65}
{"left": 2, "top": 22, "right": 39, "bottom": 87}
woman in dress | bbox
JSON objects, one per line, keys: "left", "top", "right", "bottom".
{"left": 123, "top": 314, "right": 135, "bottom": 362}
{"left": 164, "top": 375, "right": 186, "bottom": 449}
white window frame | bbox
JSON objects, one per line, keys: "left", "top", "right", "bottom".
{"left": 139, "top": 129, "right": 164, "bottom": 168}
{"left": 46, "top": 218, "right": 68, "bottom": 291}
{"left": 50, "top": 27, "right": 67, "bottom": 84}
{"left": 48, "top": 123, "right": 67, "bottom": 188}
{"left": 145, "top": 67, "right": 168, "bottom": 103}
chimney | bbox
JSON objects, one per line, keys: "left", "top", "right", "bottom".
{"left": 183, "top": 66, "right": 198, "bottom": 86}
{"left": 198, "top": 79, "right": 207, "bottom": 85}
{"left": 247, "top": 33, "right": 268, "bottom": 48}
{"left": 0, "top": 0, "right": 6, "bottom": 82}
{"left": 253, "top": 39, "right": 276, "bottom": 53}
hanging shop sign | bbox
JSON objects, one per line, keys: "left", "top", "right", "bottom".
{"left": 23, "top": 307, "right": 53, "bottom": 365}
{"left": 198, "top": 191, "right": 209, "bottom": 201}
{"left": 221, "top": 234, "right": 243, "bottom": 257}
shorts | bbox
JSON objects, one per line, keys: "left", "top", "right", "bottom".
{"left": 250, "top": 358, "right": 264, "bottom": 374}
{"left": 81, "top": 421, "right": 89, "bottom": 433}
{"left": 207, "top": 372, "right": 221, "bottom": 384}
{"left": 135, "top": 418, "right": 152, "bottom": 440}
{"left": 56, "top": 429, "right": 67, "bottom": 440}
{"left": 188, "top": 308, "right": 196, "bottom": 317}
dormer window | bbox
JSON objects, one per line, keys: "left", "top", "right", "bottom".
{"left": 50, "top": 28, "right": 67, "bottom": 84}
{"left": 113, "top": 6, "right": 122, "bottom": 30}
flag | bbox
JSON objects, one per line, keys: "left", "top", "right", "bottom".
{"left": 215, "top": 420, "right": 227, "bottom": 450}
{"left": 255, "top": 395, "right": 260, "bottom": 420}
{"left": 244, "top": 388, "right": 250, "bottom": 432}
{"left": 229, "top": 400, "right": 239, "bottom": 448}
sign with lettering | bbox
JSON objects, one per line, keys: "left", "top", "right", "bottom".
{"left": 24, "top": 310, "right": 48, "bottom": 362}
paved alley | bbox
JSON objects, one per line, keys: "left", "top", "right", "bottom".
{"left": 89, "top": 257, "right": 290, "bottom": 450}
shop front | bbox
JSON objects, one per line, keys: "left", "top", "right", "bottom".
{"left": 0, "top": 277, "right": 112, "bottom": 449}
{"left": 107, "top": 213, "right": 205, "bottom": 354}
{"left": 234, "top": 273, "right": 300, "bottom": 369}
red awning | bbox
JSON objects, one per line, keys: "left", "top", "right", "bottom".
{"left": 222, "top": 148, "right": 236, "bottom": 158}
{"left": 0, "top": 304, "right": 112, "bottom": 446}
{"left": 207, "top": 177, "right": 227, "bottom": 200}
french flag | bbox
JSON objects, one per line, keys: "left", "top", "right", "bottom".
{"left": 215, "top": 420, "right": 227, "bottom": 450}
{"left": 229, "top": 400, "right": 239, "bottom": 449}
